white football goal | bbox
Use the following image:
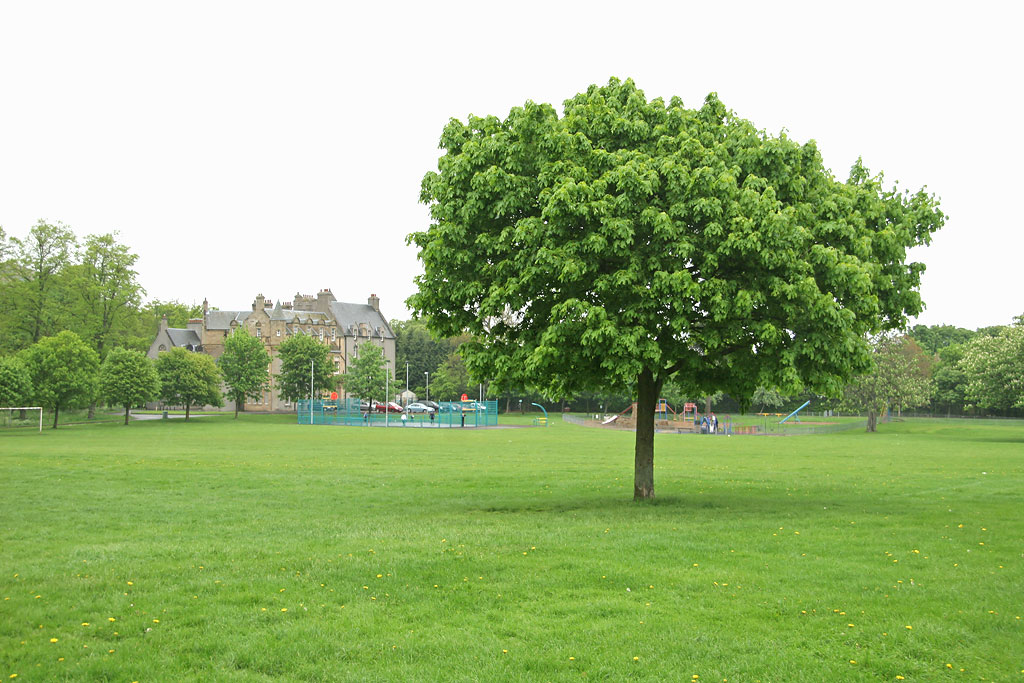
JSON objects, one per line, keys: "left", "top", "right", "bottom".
{"left": 1, "top": 407, "right": 43, "bottom": 432}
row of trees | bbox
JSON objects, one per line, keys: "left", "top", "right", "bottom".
{"left": 0, "top": 328, "right": 279, "bottom": 427}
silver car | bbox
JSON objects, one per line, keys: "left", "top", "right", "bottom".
{"left": 404, "top": 402, "right": 435, "bottom": 414}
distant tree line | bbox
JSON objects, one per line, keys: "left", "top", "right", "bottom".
{"left": 392, "top": 315, "right": 1024, "bottom": 424}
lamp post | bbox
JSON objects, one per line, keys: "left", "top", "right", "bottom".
{"left": 424, "top": 371, "right": 429, "bottom": 403}
{"left": 405, "top": 361, "right": 409, "bottom": 403}
{"left": 385, "top": 360, "right": 390, "bottom": 428}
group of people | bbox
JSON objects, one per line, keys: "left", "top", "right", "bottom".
{"left": 699, "top": 413, "right": 719, "bottom": 434}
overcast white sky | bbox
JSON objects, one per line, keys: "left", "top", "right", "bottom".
{"left": 1, "top": 1, "right": 1020, "bottom": 330}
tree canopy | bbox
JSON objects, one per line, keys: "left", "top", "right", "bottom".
{"left": 218, "top": 329, "right": 271, "bottom": 417}
{"left": 99, "top": 348, "right": 160, "bottom": 424}
{"left": 341, "top": 342, "right": 389, "bottom": 403}
{"left": 959, "top": 325, "right": 1024, "bottom": 410}
{"left": 0, "top": 356, "right": 33, "bottom": 407}
{"left": 841, "top": 333, "right": 933, "bottom": 431}
{"left": 410, "top": 77, "right": 944, "bottom": 499}
{"left": 20, "top": 330, "right": 100, "bottom": 428}
{"left": 154, "top": 347, "right": 223, "bottom": 420}
{"left": 276, "top": 333, "right": 335, "bottom": 404}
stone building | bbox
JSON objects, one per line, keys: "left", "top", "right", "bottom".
{"left": 148, "top": 289, "right": 395, "bottom": 412}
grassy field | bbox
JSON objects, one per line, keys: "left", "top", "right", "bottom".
{"left": 1, "top": 414, "right": 1021, "bottom": 681}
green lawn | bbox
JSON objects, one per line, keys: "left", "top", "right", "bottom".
{"left": 1, "top": 415, "right": 1021, "bottom": 681}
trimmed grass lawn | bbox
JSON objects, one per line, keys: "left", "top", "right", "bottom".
{"left": 1, "top": 415, "right": 1021, "bottom": 681}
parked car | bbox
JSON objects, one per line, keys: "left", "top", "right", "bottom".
{"left": 404, "top": 402, "right": 435, "bottom": 414}
{"left": 460, "top": 401, "right": 488, "bottom": 412}
{"left": 419, "top": 400, "right": 440, "bottom": 411}
{"left": 373, "top": 401, "right": 404, "bottom": 413}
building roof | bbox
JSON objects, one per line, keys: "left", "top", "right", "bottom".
{"left": 329, "top": 302, "right": 394, "bottom": 339}
{"left": 202, "top": 297, "right": 393, "bottom": 338}
{"left": 166, "top": 328, "right": 202, "bottom": 348}
{"left": 205, "top": 310, "right": 249, "bottom": 330}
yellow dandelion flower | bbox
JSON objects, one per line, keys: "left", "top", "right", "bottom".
{"left": 108, "top": 617, "right": 115, "bottom": 622}
{"left": 850, "top": 660, "right": 856, "bottom": 664}
{"left": 946, "top": 664, "right": 952, "bottom": 669}
{"left": 49, "top": 638, "right": 58, "bottom": 643}
{"left": 58, "top": 658, "right": 63, "bottom": 662}
{"left": 108, "top": 649, "right": 114, "bottom": 654}
{"left": 127, "top": 581, "right": 133, "bottom": 586}
{"left": 376, "top": 574, "right": 382, "bottom": 578}
{"left": 81, "top": 623, "right": 89, "bottom": 627}
{"left": 569, "top": 656, "right": 575, "bottom": 661}
{"left": 847, "top": 624, "right": 854, "bottom": 628}
{"left": 502, "top": 649, "right": 508, "bottom": 654}
{"left": 281, "top": 608, "right": 287, "bottom": 612}
{"left": 905, "top": 625, "right": 912, "bottom": 630}
{"left": 153, "top": 619, "right": 159, "bottom": 623}
{"left": 896, "top": 677, "right": 904, "bottom": 680}
{"left": 633, "top": 656, "right": 639, "bottom": 661}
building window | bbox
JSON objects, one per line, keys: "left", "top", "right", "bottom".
{"left": 276, "top": 329, "right": 281, "bottom": 337}
{"left": 256, "top": 325, "right": 262, "bottom": 338}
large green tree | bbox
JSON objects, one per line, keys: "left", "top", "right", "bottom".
{"left": 67, "top": 232, "right": 145, "bottom": 359}
{"left": 154, "top": 347, "right": 223, "bottom": 420}
{"left": 20, "top": 330, "right": 100, "bottom": 428}
{"left": 958, "top": 325, "right": 1024, "bottom": 411}
{"left": 99, "top": 348, "right": 160, "bottom": 424}
{"left": 341, "top": 342, "right": 390, "bottom": 403}
{"left": 276, "top": 333, "right": 335, "bottom": 405}
{"left": 218, "top": 329, "right": 271, "bottom": 417}
{"left": 409, "top": 77, "right": 943, "bottom": 499}
{"left": 6, "top": 220, "right": 77, "bottom": 349}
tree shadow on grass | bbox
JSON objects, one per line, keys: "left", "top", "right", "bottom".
{"left": 473, "top": 490, "right": 831, "bottom": 517}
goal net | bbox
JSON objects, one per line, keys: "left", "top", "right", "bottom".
{"left": 1, "top": 407, "right": 43, "bottom": 432}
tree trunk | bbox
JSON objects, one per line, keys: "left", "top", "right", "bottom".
{"left": 634, "top": 368, "right": 662, "bottom": 500}
{"left": 124, "top": 405, "right": 130, "bottom": 425}
{"left": 88, "top": 400, "right": 96, "bottom": 420}
{"left": 185, "top": 404, "right": 191, "bottom": 421}
{"left": 53, "top": 405, "right": 60, "bottom": 429}
{"left": 705, "top": 395, "right": 712, "bottom": 416}
{"left": 234, "top": 397, "right": 240, "bottom": 419}
{"left": 866, "top": 409, "right": 877, "bottom": 432}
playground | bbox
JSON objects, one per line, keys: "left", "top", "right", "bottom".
{"left": 574, "top": 398, "right": 843, "bottom": 435}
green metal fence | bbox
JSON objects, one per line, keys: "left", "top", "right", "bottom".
{"left": 297, "top": 399, "right": 498, "bottom": 427}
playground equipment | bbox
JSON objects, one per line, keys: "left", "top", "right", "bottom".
{"left": 531, "top": 402, "right": 548, "bottom": 426}
{"left": 681, "top": 402, "right": 697, "bottom": 424}
{"left": 656, "top": 398, "right": 677, "bottom": 421}
{"left": 779, "top": 400, "right": 811, "bottom": 424}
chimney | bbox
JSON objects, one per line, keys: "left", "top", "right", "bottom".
{"left": 253, "top": 294, "right": 265, "bottom": 311}
{"left": 203, "top": 298, "right": 209, "bottom": 316}
{"left": 317, "top": 288, "right": 336, "bottom": 312}
{"left": 159, "top": 314, "right": 168, "bottom": 332}
{"left": 368, "top": 293, "right": 380, "bottom": 312}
